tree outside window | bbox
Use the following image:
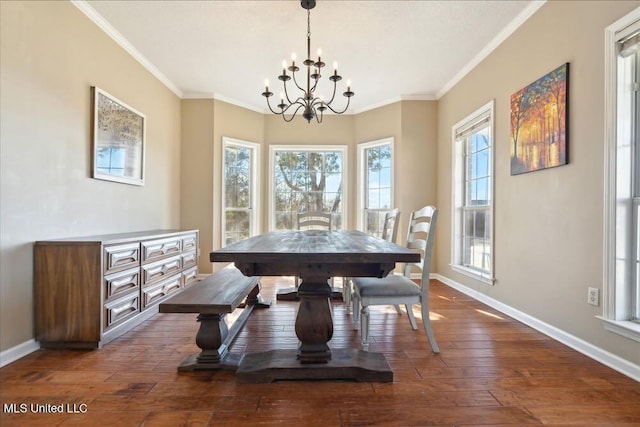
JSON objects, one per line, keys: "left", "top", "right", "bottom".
{"left": 271, "top": 146, "right": 346, "bottom": 230}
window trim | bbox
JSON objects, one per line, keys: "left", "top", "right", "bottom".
{"left": 268, "top": 144, "right": 348, "bottom": 231}
{"left": 221, "top": 136, "right": 260, "bottom": 244}
{"left": 602, "top": 8, "right": 640, "bottom": 342}
{"left": 356, "top": 137, "right": 395, "bottom": 232}
{"left": 451, "top": 100, "right": 495, "bottom": 285}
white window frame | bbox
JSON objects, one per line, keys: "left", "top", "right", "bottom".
{"left": 451, "top": 100, "right": 495, "bottom": 285}
{"left": 357, "top": 137, "right": 395, "bottom": 233}
{"left": 221, "top": 137, "right": 260, "bottom": 245}
{"left": 602, "top": 8, "right": 640, "bottom": 342}
{"left": 268, "top": 145, "right": 348, "bottom": 231}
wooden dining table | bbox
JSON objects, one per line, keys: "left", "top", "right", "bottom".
{"left": 210, "top": 229, "right": 420, "bottom": 382}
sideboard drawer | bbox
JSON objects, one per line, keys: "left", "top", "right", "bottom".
{"left": 182, "top": 233, "right": 198, "bottom": 252}
{"left": 104, "top": 267, "right": 140, "bottom": 302}
{"left": 142, "top": 254, "right": 181, "bottom": 285}
{"left": 182, "top": 265, "right": 198, "bottom": 288}
{"left": 142, "top": 237, "right": 182, "bottom": 262}
{"left": 104, "top": 243, "right": 140, "bottom": 275}
{"left": 142, "top": 274, "right": 182, "bottom": 308}
{"left": 181, "top": 250, "right": 197, "bottom": 269}
{"left": 104, "top": 292, "right": 140, "bottom": 331}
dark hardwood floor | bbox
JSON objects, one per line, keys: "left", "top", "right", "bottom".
{"left": 1, "top": 278, "right": 639, "bottom": 426}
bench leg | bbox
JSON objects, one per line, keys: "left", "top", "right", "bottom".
{"left": 239, "top": 281, "right": 271, "bottom": 309}
{"left": 195, "top": 313, "right": 229, "bottom": 364}
{"left": 177, "top": 313, "right": 232, "bottom": 371}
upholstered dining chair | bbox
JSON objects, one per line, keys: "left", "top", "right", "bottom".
{"left": 351, "top": 205, "right": 439, "bottom": 353}
{"left": 344, "top": 208, "right": 401, "bottom": 313}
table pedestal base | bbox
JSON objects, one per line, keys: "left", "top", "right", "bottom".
{"left": 236, "top": 349, "right": 393, "bottom": 383}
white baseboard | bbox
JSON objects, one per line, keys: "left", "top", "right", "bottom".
{"left": 0, "top": 339, "right": 39, "bottom": 368}
{"left": 432, "top": 273, "right": 640, "bottom": 382}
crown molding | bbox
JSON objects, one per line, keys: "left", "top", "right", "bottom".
{"left": 70, "top": 0, "right": 183, "bottom": 98}
{"left": 353, "top": 94, "right": 437, "bottom": 115}
{"left": 436, "top": 0, "right": 547, "bottom": 99}
{"left": 213, "top": 94, "right": 267, "bottom": 114}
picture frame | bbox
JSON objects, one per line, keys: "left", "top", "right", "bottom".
{"left": 92, "top": 87, "right": 146, "bottom": 185}
{"left": 510, "top": 63, "right": 569, "bottom": 175}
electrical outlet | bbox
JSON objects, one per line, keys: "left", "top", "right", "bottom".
{"left": 588, "top": 287, "right": 599, "bottom": 306}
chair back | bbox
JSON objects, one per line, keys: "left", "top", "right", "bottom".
{"left": 381, "top": 208, "right": 401, "bottom": 243}
{"left": 402, "top": 206, "right": 439, "bottom": 295}
{"left": 297, "top": 211, "right": 333, "bottom": 231}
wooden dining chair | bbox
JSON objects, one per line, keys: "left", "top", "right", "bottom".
{"left": 277, "top": 211, "right": 335, "bottom": 300}
{"left": 344, "top": 208, "right": 400, "bottom": 313}
{"left": 295, "top": 211, "right": 333, "bottom": 288}
{"left": 297, "top": 211, "right": 333, "bottom": 231}
{"left": 351, "top": 205, "right": 440, "bottom": 353}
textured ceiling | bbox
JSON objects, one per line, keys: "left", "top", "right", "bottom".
{"left": 79, "top": 0, "right": 542, "bottom": 113}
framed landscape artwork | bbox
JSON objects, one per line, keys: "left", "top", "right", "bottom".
{"left": 510, "top": 63, "right": 569, "bottom": 175}
{"left": 92, "top": 87, "right": 146, "bottom": 185}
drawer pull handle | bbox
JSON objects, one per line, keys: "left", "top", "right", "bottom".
{"left": 111, "top": 275, "right": 137, "bottom": 292}
{"left": 112, "top": 301, "right": 136, "bottom": 316}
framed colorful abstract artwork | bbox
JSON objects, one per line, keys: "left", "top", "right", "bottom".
{"left": 510, "top": 63, "right": 569, "bottom": 175}
{"left": 92, "top": 87, "right": 146, "bottom": 186}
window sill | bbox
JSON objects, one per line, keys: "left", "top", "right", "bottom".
{"left": 450, "top": 264, "right": 495, "bottom": 285}
{"left": 597, "top": 317, "right": 640, "bottom": 342}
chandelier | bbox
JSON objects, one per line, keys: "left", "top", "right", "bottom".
{"left": 261, "top": 0, "right": 354, "bottom": 123}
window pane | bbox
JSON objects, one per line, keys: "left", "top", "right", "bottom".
{"left": 454, "top": 105, "right": 493, "bottom": 278}
{"left": 223, "top": 141, "right": 256, "bottom": 245}
{"left": 368, "top": 189, "right": 380, "bottom": 209}
{"left": 273, "top": 149, "right": 343, "bottom": 230}
{"left": 225, "top": 211, "right": 250, "bottom": 245}
{"left": 365, "top": 209, "right": 386, "bottom": 238}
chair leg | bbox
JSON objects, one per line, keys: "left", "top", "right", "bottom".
{"left": 294, "top": 276, "right": 300, "bottom": 288}
{"left": 421, "top": 301, "right": 440, "bottom": 354}
{"left": 360, "top": 305, "right": 370, "bottom": 351}
{"left": 344, "top": 278, "right": 352, "bottom": 314}
{"left": 394, "top": 304, "right": 403, "bottom": 314}
{"left": 352, "top": 293, "right": 360, "bottom": 330}
{"left": 406, "top": 304, "right": 418, "bottom": 330}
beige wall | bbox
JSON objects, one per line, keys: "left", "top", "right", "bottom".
{"left": 180, "top": 99, "right": 215, "bottom": 271}
{"left": 0, "top": 1, "right": 181, "bottom": 352}
{"left": 436, "top": 1, "right": 640, "bottom": 365}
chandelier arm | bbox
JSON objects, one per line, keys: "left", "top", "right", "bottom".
{"left": 323, "top": 95, "right": 351, "bottom": 115}
{"left": 310, "top": 78, "right": 320, "bottom": 94}
{"left": 279, "top": 99, "right": 305, "bottom": 115}
{"left": 282, "top": 104, "right": 305, "bottom": 122}
{"left": 283, "top": 80, "right": 295, "bottom": 104}
{"left": 325, "top": 79, "right": 339, "bottom": 105}
{"left": 291, "top": 70, "right": 306, "bottom": 93}
{"left": 265, "top": 96, "right": 285, "bottom": 115}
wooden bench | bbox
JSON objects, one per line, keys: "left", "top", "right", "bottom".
{"left": 159, "top": 266, "right": 270, "bottom": 371}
